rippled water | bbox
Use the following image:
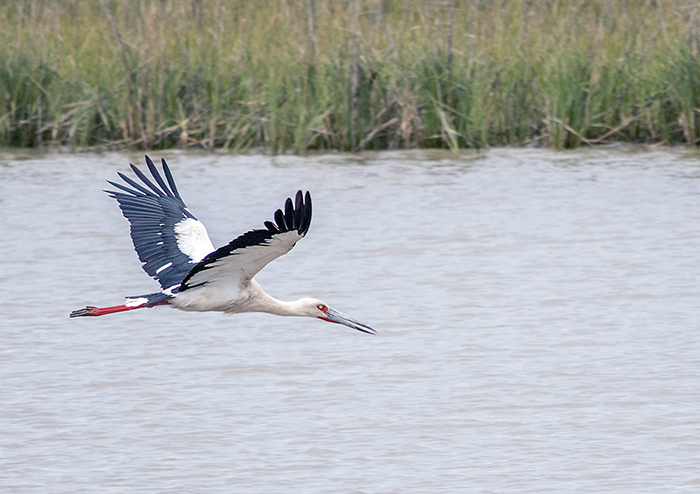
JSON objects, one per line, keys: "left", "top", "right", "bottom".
{"left": 1, "top": 148, "right": 699, "bottom": 493}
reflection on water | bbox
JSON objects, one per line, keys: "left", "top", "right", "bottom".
{"left": 1, "top": 148, "right": 699, "bottom": 493}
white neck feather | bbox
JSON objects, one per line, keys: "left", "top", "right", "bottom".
{"left": 244, "top": 281, "right": 313, "bottom": 317}
{"left": 261, "top": 298, "right": 309, "bottom": 317}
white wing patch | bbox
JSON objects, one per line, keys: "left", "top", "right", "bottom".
{"left": 174, "top": 218, "right": 215, "bottom": 263}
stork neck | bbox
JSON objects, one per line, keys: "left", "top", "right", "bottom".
{"left": 247, "top": 281, "right": 307, "bottom": 317}
{"left": 262, "top": 298, "right": 306, "bottom": 317}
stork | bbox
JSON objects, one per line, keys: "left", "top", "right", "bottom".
{"left": 70, "top": 156, "right": 375, "bottom": 335}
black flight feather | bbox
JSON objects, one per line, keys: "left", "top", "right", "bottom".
{"left": 117, "top": 171, "right": 155, "bottom": 197}
{"left": 130, "top": 163, "right": 166, "bottom": 197}
{"left": 284, "top": 198, "right": 294, "bottom": 229}
{"left": 145, "top": 156, "right": 176, "bottom": 199}
{"left": 274, "top": 209, "right": 286, "bottom": 231}
{"left": 162, "top": 159, "right": 182, "bottom": 200}
{"left": 265, "top": 221, "right": 280, "bottom": 233}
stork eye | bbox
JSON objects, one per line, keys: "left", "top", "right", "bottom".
{"left": 317, "top": 304, "right": 327, "bottom": 311}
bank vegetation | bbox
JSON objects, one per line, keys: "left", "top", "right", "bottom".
{"left": 3, "top": 0, "right": 700, "bottom": 151}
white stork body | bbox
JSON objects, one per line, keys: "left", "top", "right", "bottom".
{"left": 70, "top": 156, "right": 375, "bottom": 335}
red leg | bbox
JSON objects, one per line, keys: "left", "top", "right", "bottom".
{"left": 70, "top": 301, "right": 169, "bottom": 318}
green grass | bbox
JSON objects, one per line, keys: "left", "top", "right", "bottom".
{"left": 2, "top": 0, "right": 700, "bottom": 151}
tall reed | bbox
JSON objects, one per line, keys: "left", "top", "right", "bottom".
{"left": 1, "top": 0, "right": 698, "bottom": 151}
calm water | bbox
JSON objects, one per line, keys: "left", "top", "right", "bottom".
{"left": 1, "top": 148, "right": 699, "bottom": 493}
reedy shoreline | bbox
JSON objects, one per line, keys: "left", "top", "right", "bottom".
{"left": 3, "top": 1, "right": 700, "bottom": 152}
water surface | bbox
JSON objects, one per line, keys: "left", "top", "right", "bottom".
{"left": 1, "top": 148, "right": 699, "bottom": 493}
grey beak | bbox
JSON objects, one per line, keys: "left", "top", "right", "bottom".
{"left": 321, "top": 307, "right": 376, "bottom": 335}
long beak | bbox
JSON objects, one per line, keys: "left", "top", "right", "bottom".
{"left": 321, "top": 307, "right": 376, "bottom": 335}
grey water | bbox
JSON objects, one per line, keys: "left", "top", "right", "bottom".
{"left": 1, "top": 148, "right": 699, "bottom": 493}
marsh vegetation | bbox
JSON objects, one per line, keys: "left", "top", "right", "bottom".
{"left": 3, "top": 0, "right": 700, "bottom": 151}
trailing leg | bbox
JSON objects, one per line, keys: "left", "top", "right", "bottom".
{"left": 69, "top": 300, "right": 169, "bottom": 318}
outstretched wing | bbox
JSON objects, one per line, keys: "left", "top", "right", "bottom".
{"left": 106, "top": 156, "right": 215, "bottom": 292}
{"left": 180, "top": 191, "right": 312, "bottom": 291}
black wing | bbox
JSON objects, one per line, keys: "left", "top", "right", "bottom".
{"left": 180, "top": 191, "right": 312, "bottom": 291}
{"left": 106, "top": 155, "right": 215, "bottom": 292}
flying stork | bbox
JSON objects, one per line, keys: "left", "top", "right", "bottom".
{"left": 70, "top": 156, "right": 375, "bottom": 335}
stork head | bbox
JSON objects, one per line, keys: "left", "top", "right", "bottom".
{"left": 300, "top": 298, "right": 376, "bottom": 335}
